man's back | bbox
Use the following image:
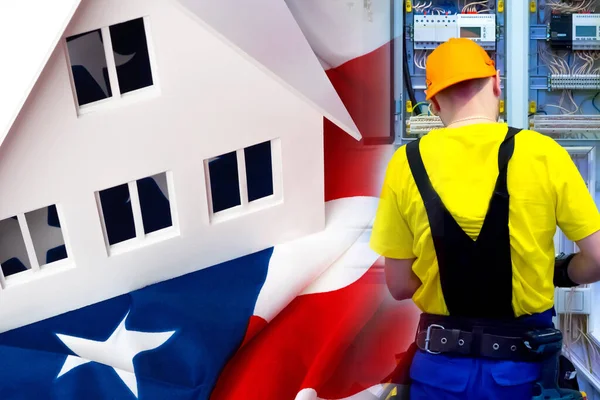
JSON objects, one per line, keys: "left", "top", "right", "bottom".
{"left": 371, "top": 122, "right": 600, "bottom": 316}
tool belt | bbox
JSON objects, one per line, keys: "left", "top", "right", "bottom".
{"left": 415, "top": 313, "right": 557, "bottom": 362}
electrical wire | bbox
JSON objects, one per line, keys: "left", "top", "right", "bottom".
{"left": 593, "top": 92, "right": 600, "bottom": 113}
{"left": 462, "top": 1, "right": 491, "bottom": 13}
{"left": 414, "top": 51, "right": 427, "bottom": 70}
{"left": 404, "top": 4, "right": 422, "bottom": 115}
{"left": 411, "top": 101, "right": 430, "bottom": 115}
{"left": 528, "top": 110, "right": 548, "bottom": 117}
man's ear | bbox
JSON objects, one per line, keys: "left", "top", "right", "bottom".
{"left": 493, "top": 70, "right": 502, "bottom": 97}
{"left": 429, "top": 97, "right": 440, "bottom": 115}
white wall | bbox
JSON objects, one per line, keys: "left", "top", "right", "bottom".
{"left": 0, "top": 0, "right": 325, "bottom": 332}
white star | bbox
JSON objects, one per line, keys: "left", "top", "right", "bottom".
{"left": 56, "top": 312, "right": 175, "bottom": 398}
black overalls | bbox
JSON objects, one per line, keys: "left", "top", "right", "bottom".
{"left": 406, "top": 127, "right": 520, "bottom": 318}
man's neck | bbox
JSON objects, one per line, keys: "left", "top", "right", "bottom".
{"left": 444, "top": 114, "right": 498, "bottom": 128}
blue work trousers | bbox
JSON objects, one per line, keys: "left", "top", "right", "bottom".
{"left": 409, "top": 310, "right": 554, "bottom": 400}
{"left": 409, "top": 350, "right": 542, "bottom": 399}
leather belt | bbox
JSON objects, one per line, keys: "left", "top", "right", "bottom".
{"left": 415, "top": 314, "right": 549, "bottom": 361}
{"left": 416, "top": 325, "right": 534, "bottom": 360}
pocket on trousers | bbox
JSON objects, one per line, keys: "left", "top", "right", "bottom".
{"left": 489, "top": 360, "right": 541, "bottom": 386}
{"left": 410, "top": 350, "right": 473, "bottom": 393}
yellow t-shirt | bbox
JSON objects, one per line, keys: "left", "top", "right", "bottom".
{"left": 370, "top": 123, "right": 600, "bottom": 317}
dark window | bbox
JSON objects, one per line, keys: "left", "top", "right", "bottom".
{"left": 245, "top": 141, "right": 274, "bottom": 202}
{"left": 99, "top": 184, "right": 136, "bottom": 245}
{"left": 209, "top": 152, "right": 241, "bottom": 213}
{"left": 109, "top": 18, "right": 153, "bottom": 94}
{"left": 25, "top": 206, "right": 68, "bottom": 266}
{"left": 0, "top": 217, "right": 30, "bottom": 277}
{"left": 66, "top": 30, "right": 112, "bottom": 106}
{"left": 137, "top": 173, "right": 172, "bottom": 234}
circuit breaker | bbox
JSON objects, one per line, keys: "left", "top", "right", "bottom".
{"left": 413, "top": 14, "right": 496, "bottom": 50}
{"left": 397, "top": 0, "right": 505, "bottom": 143}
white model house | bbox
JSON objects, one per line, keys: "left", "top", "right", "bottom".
{"left": 0, "top": 0, "right": 360, "bottom": 333}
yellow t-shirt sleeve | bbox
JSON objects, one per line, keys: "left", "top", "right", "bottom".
{"left": 370, "top": 148, "right": 416, "bottom": 259}
{"left": 552, "top": 145, "right": 600, "bottom": 242}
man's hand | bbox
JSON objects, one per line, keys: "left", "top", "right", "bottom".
{"left": 561, "top": 231, "right": 600, "bottom": 285}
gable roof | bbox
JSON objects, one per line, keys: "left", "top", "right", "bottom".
{"left": 0, "top": 0, "right": 82, "bottom": 150}
{"left": 0, "top": 0, "right": 361, "bottom": 151}
{"left": 173, "top": 0, "right": 361, "bottom": 140}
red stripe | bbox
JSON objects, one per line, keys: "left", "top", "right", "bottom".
{"left": 323, "top": 40, "right": 398, "bottom": 201}
{"left": 210, "top": 262, "right": 419, "bottom": 399}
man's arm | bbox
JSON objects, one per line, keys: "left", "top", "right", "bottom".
{"left": 567, "top": 231, "right": 600, "bottom": 284}
{"left": 384, "top": 257, "right": 421, "bottom": 301}
{"left": 551, "top": 142, "right": 600, "bottom": 286}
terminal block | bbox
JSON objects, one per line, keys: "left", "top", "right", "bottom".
{"left": 530, "top": 115, "right": 600, "bottom": 138}
{"left": 405, "top": 116, "right": 445, "bottom": 137}
{"left": 549, "top": 74, "right": 600, "bottom": 90}
{"left": 405, "top": 116, "right": 505, "bottom": 139}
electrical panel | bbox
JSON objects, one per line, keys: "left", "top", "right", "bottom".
{"left": 413, "top": 14, "right": 496, "bottom": 50}
{"left": 390, "top": 1, "right": 600, "bottom": 381}
{"left": 549, "top": 13, "right": 600, "bottom": 50}
{"left": 530, "top": 2, "right": 600, "bottom": 141}
{"left": 398, "top": 1, "right": 505, "bottom": 143}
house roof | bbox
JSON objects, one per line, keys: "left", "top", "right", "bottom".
{"left": 173, "top": 0, "right": 361, "bottom": 140}
{"left": 0, "top": 0, "right": 361, "bottom": 150}
{"left": 0, "top": 0, "right": 82, "bottom": 150}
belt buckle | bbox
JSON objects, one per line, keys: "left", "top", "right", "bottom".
{"left": 425, "top": 324, "right": 445, "bottom": 355}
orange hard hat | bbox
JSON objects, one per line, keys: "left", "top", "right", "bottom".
{"left": 425, "top": 38, "right": 497, "bottom": 100}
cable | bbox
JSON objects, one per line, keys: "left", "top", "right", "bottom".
{"left": 593, "top": 92, "right": 600, "bottom": 113}
{"left": 411, "top": 102, "right": 430, "bottom": 115}
{"left": 528, "top": 110, "right": 548, "bottom": 116}
{"left": 404, "top": 5, "right": 422, "bottom": 115}
{"left": 462, "top": 1, "right": 489, "bottom": 13}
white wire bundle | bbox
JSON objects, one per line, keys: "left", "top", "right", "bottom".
{"left": 431, "top": 7, "right": 448, "bottom": 14}
{"left": 461, "top": 0, "right": 492, "bottom": 13}
{"left": 413, "top": 1, "right": 433, "bottom": 13}
{"left": 547, "top": 0, "right": 597, "bottom": 13}
{"left": 414, "top": 50, "right": 428, "bottom": 70}
{"left": 562, "top": 290, "right": 600, "bottom": 375}
{"left": 534, "top": 41, "right": 600, "bottom": 114}
{"left": 413, "top": 1, "right": 456, "bottom": 14}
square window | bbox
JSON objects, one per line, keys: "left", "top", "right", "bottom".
{"left": 208, "top": 152, "right": 241, "bottom": 213}
{"left": 137, "top": 173, "right": 173, "bottom": 234}
{"left": 66, "top": 17, "right": 155, "bottom": 110}
{"left": 0, "top": 216, "right": 31, "bottom": 277}
{"left": 245, "top": 141, "right": 274, "bottom": 202}
{"left": 98, "top": 183, "right": 136, "bottom": 246}
{"left": 66, "top": 30, "right": 112, "bottom": 106}
{"left": 98, "top": 172, "right": 176, "bottom": 253}
{"left": 25, "top": 206, "right": 69, "bottom": 266}
{"left": 0, "top": 204, "right": 70, "bottom": 280}
{"left": 109, "top": 18, "right": 153, "bottom": 94}
{"left": 205, "top": 139, "right": 280, "bottom": 220}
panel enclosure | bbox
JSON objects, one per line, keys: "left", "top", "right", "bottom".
{"left": 529, "top": 1, "right": 600, "bottom": 142}
{"left": 554, "top": 147, "right": 597, "bottom": 255}
{"left": 395, "top": 0, "right": 506, "bottom": 144}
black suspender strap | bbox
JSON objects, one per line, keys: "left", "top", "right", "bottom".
{"left": 494, "top": 127, "right": 519, "bottom": 198}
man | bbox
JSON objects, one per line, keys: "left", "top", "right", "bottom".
{"left": 370, "top": 38, "right": 600, "bottom": 399}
